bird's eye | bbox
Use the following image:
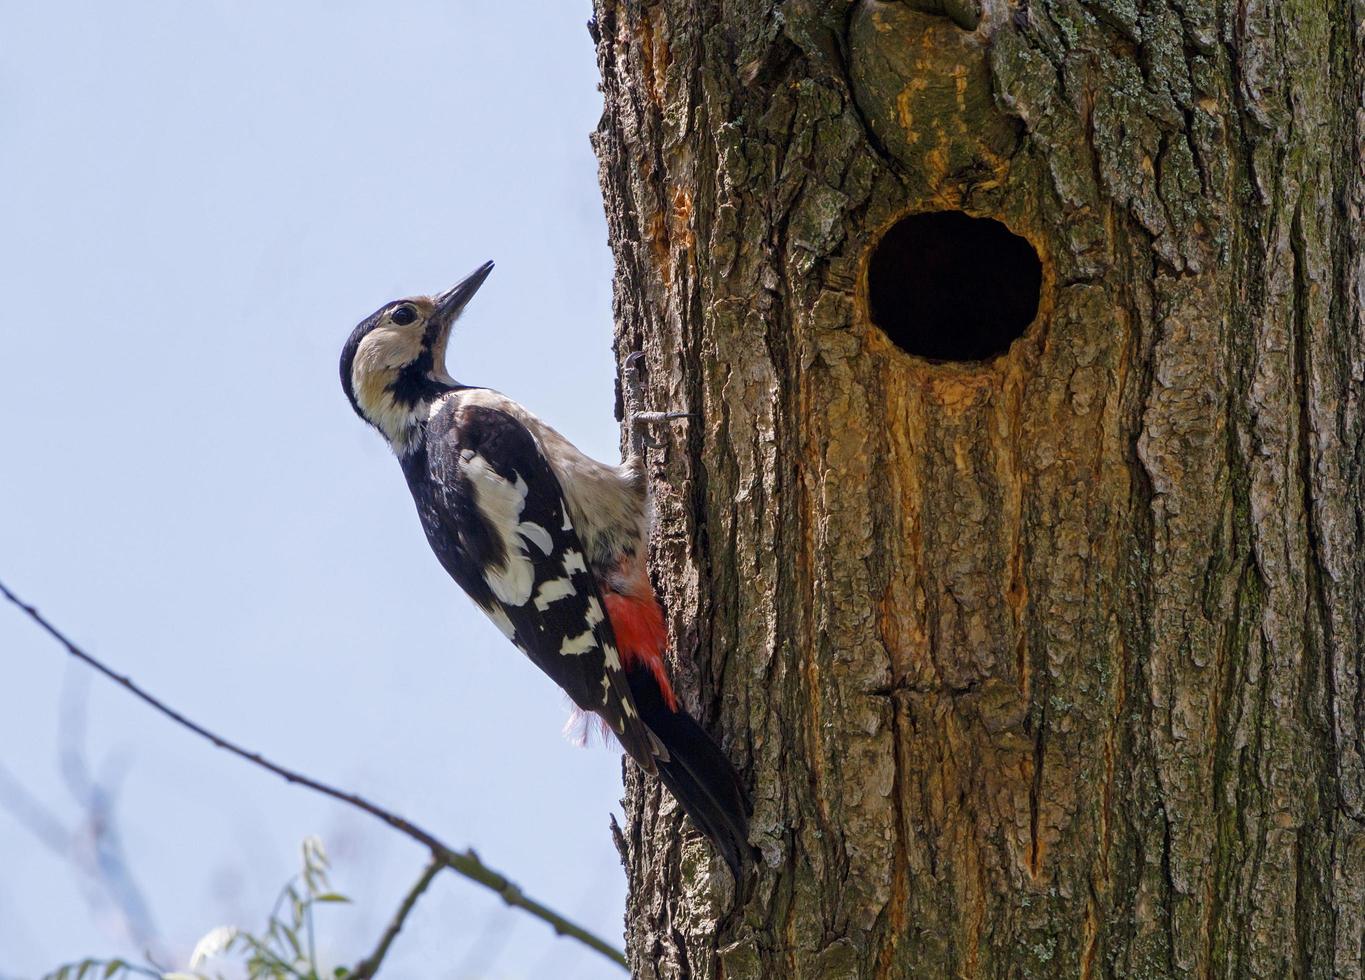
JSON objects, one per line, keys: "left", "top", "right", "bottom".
{"left": 391, "top": 305, "right": 417, "bottom": 326}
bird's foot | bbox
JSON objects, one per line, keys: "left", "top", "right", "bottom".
{"left": 624, "top": 352, "right": 693, "bottom": 452}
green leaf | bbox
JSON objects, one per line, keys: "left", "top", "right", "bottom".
{"left": 280, "top": 923, "right": 304, "bottom": 961}
{"left": 287, "top": 886, "right": 305, "bottom": 926}
{"left": 311, "top": 893, "right": 351, "bottom": 904}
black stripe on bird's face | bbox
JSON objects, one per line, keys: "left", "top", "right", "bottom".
{"left": 390, "top": 320, "right": 458, "bottom": 409}
{"left": 339, "top": 298, "right": 449, "bottom": 447}
{"left": 339, "top": 263, "right": 493, "bottom": 449}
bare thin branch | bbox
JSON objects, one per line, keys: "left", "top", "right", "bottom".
{"left": 349, "top": 856, "right": 443, "bottom": 978}
{"left": 0, "top": 577, "right": 628, "bottom": 970}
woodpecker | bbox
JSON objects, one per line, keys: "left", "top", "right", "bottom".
{"left": 339, "top": 261, "right": 750, "bottom": 875}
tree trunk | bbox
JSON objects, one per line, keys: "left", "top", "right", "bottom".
{"left": 591, "top": 1, "right": 1365, "bottom": 977}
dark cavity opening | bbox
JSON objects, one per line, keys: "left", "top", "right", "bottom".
{"left": 867, "top": 211, "right": 1042, "bottom": 363}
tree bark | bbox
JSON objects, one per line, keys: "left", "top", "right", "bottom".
{"left": 591, "top": 1, "right": 1365, "bottom": 977}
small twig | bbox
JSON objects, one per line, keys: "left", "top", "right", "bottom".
{"left": 0, "top": 756, "right": 163, "bottom": 956}
{"left": 0, "top": 761, "right": 70, "bottom": 854}
{"left": 449, "top": 902, "right": 517, "bottom": 978}
{"left": 58, "top": 669, "right": 163, "bottom": 956}
{"left": 349, "top": 857, "right": 443, "bottom": 979}
{"left": 0, "top": 577, "right": 628, "bottom": 971}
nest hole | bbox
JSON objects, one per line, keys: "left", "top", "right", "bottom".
{"left": 867, "top": 211, "right": 1042, "bottom": 363}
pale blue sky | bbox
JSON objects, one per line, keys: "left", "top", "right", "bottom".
{"left": 0, "top": 2, "right": 628, "bottom": 976}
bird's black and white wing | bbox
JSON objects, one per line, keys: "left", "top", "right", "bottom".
{"left": 410, "top": 398, "right": 660, "bottom": 770}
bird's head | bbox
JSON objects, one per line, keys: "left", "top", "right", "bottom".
{"left": 340, "top": 260, "right": 494, "bottom": 451}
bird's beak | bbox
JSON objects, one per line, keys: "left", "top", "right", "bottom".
{"left": 434, "top": 260, "right": 495, "bottom": 324}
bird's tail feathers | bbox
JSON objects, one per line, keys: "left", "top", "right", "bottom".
{"left": 625, "top": 665, "right": 752, "bottom": 878}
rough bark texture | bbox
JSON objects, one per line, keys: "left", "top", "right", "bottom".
{"left": 590, "top": 1, "right": 1365, "bottom": 976}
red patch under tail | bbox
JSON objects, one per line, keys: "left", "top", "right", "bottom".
{"left": 603, "top": 588, "right": 678, "bottom": 713}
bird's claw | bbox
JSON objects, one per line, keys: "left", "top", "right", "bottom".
{"left": 624, "top": 353, "right": 692, "bottom": 453}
